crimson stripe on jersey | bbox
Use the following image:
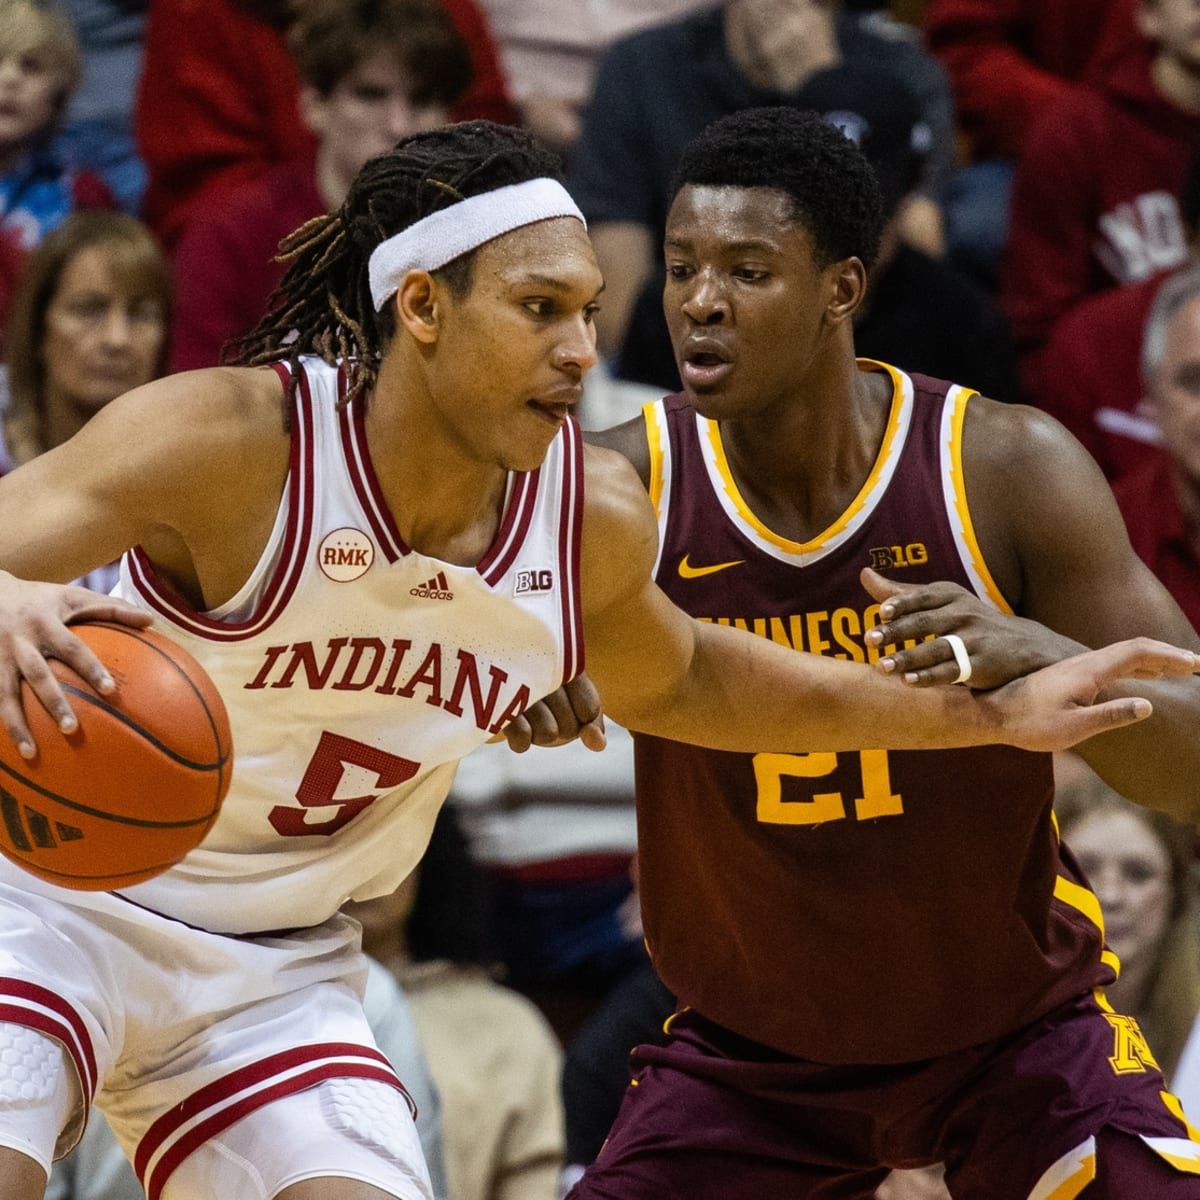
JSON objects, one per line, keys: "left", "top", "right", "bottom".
{"left": 123, "top": 363, "right": 316, "bottom": 640}
{"left": 479, "top": 468, "right": 540, "bottom": 586}
{"left": 557, "top": 416, "right": 584, "bottom": 681}
{"left": 142, "top": 1062, "right": 408, "bottom": 1200}
{"left": 0, "top": 979, "right": 98, "bottom": 1097}
{"left": 133, "top": 1041, "right": 401, "bottom": 1181}
{"left": 340, "top": 396, "right": 408, "bottom": 561}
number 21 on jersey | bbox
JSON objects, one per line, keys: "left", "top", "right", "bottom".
{"left": 754, "top": 750, "right": 902, "bottom": 826}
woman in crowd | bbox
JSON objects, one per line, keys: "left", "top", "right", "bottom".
{"left": 1058, "top": 772, "right": 1200, "bottom": 1113}
{"left": 0, "top": 210, "right": 168, "bottom": 589}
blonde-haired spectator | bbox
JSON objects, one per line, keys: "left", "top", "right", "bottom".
{"left": 0, "top": 1, "right": 115, "bottom": 329}
{"left": 0, "top": 0, "right": 81, "bottom": 144}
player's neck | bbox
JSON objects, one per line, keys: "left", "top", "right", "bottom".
{"left": 716, "top": 355, "right": 890, "bottom": 543}
{"left": 364, "top": 358, "right": 509, "bottom": 567}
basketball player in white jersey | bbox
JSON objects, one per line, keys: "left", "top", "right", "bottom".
{"left": 0, "top": 122, "right": 1193, "bottom": 1200}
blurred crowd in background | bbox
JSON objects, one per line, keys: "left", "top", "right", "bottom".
{"left": 2, "top": 2, "right": 1199, "bottom": 1198}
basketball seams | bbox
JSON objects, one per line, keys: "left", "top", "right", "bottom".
{"left": 0, "top": 623, "right": 232, "bottom": 888}
{"left": 81, "top": 623, "right": 230, "bottom": 821}
{"left": 58, "top": 684, "right": 226, "bottom": 775}
{"left": 84, "top": 623, "right": 228, "bottom": 756}
{"left": 0, "top": 759, "right": 214, "bottom": 830}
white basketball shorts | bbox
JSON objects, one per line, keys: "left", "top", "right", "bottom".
{"left": 0, "top": 868, "right": 430, "bottom": 1199}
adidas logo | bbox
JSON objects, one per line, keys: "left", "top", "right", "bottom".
{"left": 410, "top": 570, "right": 454, "bottom": 601}
{"left": 1, "top": 787, "right": 82, "bottom": 852}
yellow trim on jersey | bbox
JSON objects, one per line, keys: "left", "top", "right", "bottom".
{"left": 642, "top": 402, "right": 667, "bottom": 521}
{"left": 700, "top": 361, "right": 907, "bottom": 555}
{"left": 662, "top": 1006, "right": 691, "bottom": 1037}
{"left": 1054, "top": 875, "right": 1105, "bottom": 937}
{"left": 1143, "top": 1136, "right": 1200, "bottom": 1174}
{"left": 1039, "top": 1157, "right": 1096, "bottom": 1200}
{"left": 1054, "top": 815, "right": 1122, "bottom": 977}
{"left": 1028, "top": 1139, "right": 1097, "bottom": 1200}
{"left": 1163, "top": 1092, "right": 1200, "bottom": 1142}
{"left": 947, "top": 388, "right": 1013, "bottom": 615}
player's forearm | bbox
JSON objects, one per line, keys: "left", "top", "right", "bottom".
{"left": 623, "top": 619, "right": 1003, "bottom": 753}
{"left": 1073, "top": 680, "right": 1200, "bottom": 822}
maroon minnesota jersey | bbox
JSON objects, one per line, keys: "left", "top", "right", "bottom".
{"left": 636, "top": 360, "right": 1116, "bottom": 1065}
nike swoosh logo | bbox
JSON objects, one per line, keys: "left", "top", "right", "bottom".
{"left": 678, "top": 555, "right": 744, "bottom": 579}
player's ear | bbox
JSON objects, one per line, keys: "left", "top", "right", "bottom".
{"left": 394, "top": 271, "right": 442, "bottom": 345}
{"left": 826, "top": 257, "right": 867, "bottom": 327}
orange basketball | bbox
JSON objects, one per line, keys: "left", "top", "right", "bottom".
{"left": 0, "top": 622, "right": 232, "bottom": 890}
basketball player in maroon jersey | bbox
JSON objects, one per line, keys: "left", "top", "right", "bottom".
{"left": 0, "top": 121, "right": 1189, "bottom": 1200}
{"left": 568, "top": 107, "right": 1200, "bottom": 1199}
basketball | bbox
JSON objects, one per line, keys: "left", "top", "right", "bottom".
{"left": 0, "top": 622, "right": 232, "bottom": 891}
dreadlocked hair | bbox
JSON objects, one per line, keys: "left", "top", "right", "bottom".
{"left": 227, "top": 120, "right": 565, "bottom": 422}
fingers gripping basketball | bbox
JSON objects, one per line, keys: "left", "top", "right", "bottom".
{"left": 0, "top": 623, "right": 232, "bottom": 889}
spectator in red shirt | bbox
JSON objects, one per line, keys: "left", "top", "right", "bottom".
{"left": 924, "top": 0, "right": 1141, "bottom": 285}
{"left": 169, "top": 0, "right": 473, "bottom": 373}
{"left": 925, "top": 0, "right": 1139, "bottom": 163}
{"left": 1003, "top": 0, "right": 1200, "bottom": 403}
{"left": 1033, "top": 145, "right": 1200, "bottom": 486}
{"left": 1115, "top": 263, "right": 1200, "bottom": 630}
{"left": 136, "top": 0, "right": 512, "bottom": 252}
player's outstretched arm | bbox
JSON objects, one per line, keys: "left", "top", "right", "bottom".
{"left": 579, "top": 446, "right": 1199, "bottom": 755}
{"left": 861, "top": 400, "right": 1200, "bottom": 819}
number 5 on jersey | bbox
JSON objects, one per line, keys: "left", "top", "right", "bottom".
{"left": 754, "top": 750, "right": 902, "bottom": 826}
{"left": 270, "top": 731, "right": 420, "bottom": 837}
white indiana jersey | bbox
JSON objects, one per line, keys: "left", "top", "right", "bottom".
{"left": 99, "top": 357, "right": 585, "bottom": 934}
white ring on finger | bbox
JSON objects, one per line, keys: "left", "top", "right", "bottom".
{"left": 942, "top": 634, "right": 973, "bottom": 685}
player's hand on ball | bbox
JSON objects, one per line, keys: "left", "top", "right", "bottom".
{"left": 860, "top": 568, "right": 1077, "bottom": 690}
{"left": 984, "top": 637, "right": 1200, "bottom": 751}
{"left": 495, "top": 672, "right": 606, "bottom": 753}
{"left": 0, "top": 572, "right": 152, "bottom": 758}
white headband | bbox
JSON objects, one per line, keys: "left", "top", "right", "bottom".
{"left": 368, "top": 177, "right": 586, "bottom": 311}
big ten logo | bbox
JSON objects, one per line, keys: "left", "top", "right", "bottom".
{"left": 318, "top": 528, "right": 375, "bottom": 583}
{"left": 869, "top": 543, "right": 929, "bottom": 571}
{"left": 515, "top": 568, "right": 554, "bottom": 596}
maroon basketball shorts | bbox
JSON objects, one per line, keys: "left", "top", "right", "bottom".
{"left": 567, "top": 991, "right": 1200, "bottom": 1200}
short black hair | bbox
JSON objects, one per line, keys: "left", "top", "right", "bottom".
{"left": 230, "top": 121, "right": 564, "bottom": 413}
{"left": 671, "top": 106, "right": 884, "bottom": 271}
